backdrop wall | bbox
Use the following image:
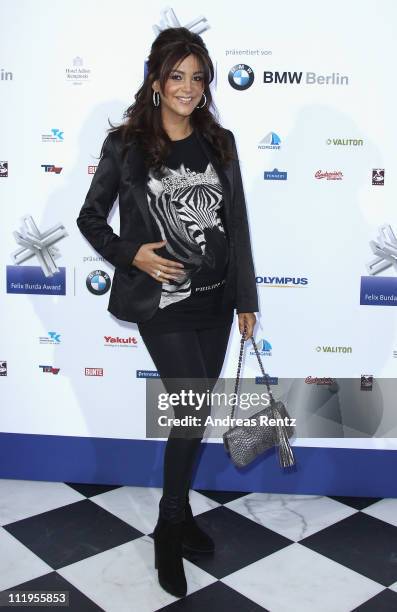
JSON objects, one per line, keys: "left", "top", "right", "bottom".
{"left": 1, "top": 0, "right": 397, "bottom": 495}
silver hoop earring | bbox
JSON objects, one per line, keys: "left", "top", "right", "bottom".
{"left": 153, "top": 91, "right": 160, "bottom": 107}
{"left": 196, "top": 92, "right": 207, "bottom": 109}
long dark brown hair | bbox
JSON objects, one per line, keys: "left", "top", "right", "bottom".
{"left": 107, "top": 27, "right": 234, "bottom": 172}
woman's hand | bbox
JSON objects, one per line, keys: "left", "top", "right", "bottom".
{"left": 238, "top": 312, "right": 256, "bottom": 340}
{"left": 132, "top": 240, "right": 186, "bottom": 282}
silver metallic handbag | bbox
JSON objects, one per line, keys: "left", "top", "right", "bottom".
{"left": 223, "top": 326, "right": 296, "bottom": 469}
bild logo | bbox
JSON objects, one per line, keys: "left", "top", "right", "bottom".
{"left": 228, "top": 64, "right": 254, "bottom": 90}
{"left": 361, "top": 224, "right": 397, "bottom": 306}
{"left": 7, "top": 215, "right": 67, "bottom": 295}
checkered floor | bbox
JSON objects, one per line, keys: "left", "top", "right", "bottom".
{"left": 1, "top": 480, "right": 397, "bottom": 611}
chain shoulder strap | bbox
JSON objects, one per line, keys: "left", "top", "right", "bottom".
{"left": 230, "top": 324, "right": 275, "bottom": 421}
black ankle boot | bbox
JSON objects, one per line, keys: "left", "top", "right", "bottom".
{"left": 153, "top": 516, "right": 187, "bottom": 598}
{"left": 182, "top": 496, "right": 215, "bottom": 554}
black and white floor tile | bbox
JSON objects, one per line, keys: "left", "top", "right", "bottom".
{"left": 1, "top": 479, "right": 397, "bottom": 611}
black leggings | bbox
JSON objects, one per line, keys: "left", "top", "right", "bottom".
{"left": 139, "top": 322, "right": 232, "bottom": 522}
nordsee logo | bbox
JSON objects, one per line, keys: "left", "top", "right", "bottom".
{"left": 258, "top": 132, "right": 281, "bottom": 150}
{"left": 264, "top": 168, "right": 287, "bottom": 181}
{"left": 263, "top": 71, "right": 349, "bottom": 85}
{"left": 256, "top": 276, "right": 308, "bottom": 287}
{"left": 250, "top": 338, "right": 272, "bottom": 357}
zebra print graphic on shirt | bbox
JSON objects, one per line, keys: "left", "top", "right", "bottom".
{"left": 147, "top": 161, "right": 228, "bottom": 309}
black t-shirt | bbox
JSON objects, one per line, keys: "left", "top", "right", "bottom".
{"left": 138, "top": 129, "right": 234, "bottom": 334}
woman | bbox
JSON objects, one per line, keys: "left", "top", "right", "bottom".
{"left": 76, "top": 26, "right": 259, "bottom": 598}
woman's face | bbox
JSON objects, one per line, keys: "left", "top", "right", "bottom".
{"left": 153, "top": 53, "right": 205, "bottom": 120}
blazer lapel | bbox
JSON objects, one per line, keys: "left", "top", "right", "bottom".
{"left": 125, "top": 144, "right": 153, "bottom": 235}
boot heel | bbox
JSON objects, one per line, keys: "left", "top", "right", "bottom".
{"left": 152, "top": 518, "right": 187, "bottom": 597}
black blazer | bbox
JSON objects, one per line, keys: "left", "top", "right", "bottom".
{"left": 76, "top": 127, "right": 259, "bottom": 323}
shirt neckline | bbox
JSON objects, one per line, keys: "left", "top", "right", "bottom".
{"left": 170, "top": 129, "right": 195, "bottom": 144}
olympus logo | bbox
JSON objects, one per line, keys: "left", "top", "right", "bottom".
{"left": 256, "top": 276, "right": 308, "bottom": 286}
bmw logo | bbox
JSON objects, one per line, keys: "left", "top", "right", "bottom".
{"left": 86, "top": 270, "right": 111, "bottom": 295}
{"left": 228, "top": 64, "right": 254, "bottom": 90}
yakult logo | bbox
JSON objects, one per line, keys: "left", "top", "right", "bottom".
{"left": 104, "top": 336, "right": 138, "bottom": 347}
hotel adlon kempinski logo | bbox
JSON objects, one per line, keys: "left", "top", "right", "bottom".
{"left": 65, "top": 57, "right": 91, "bottom": 85}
